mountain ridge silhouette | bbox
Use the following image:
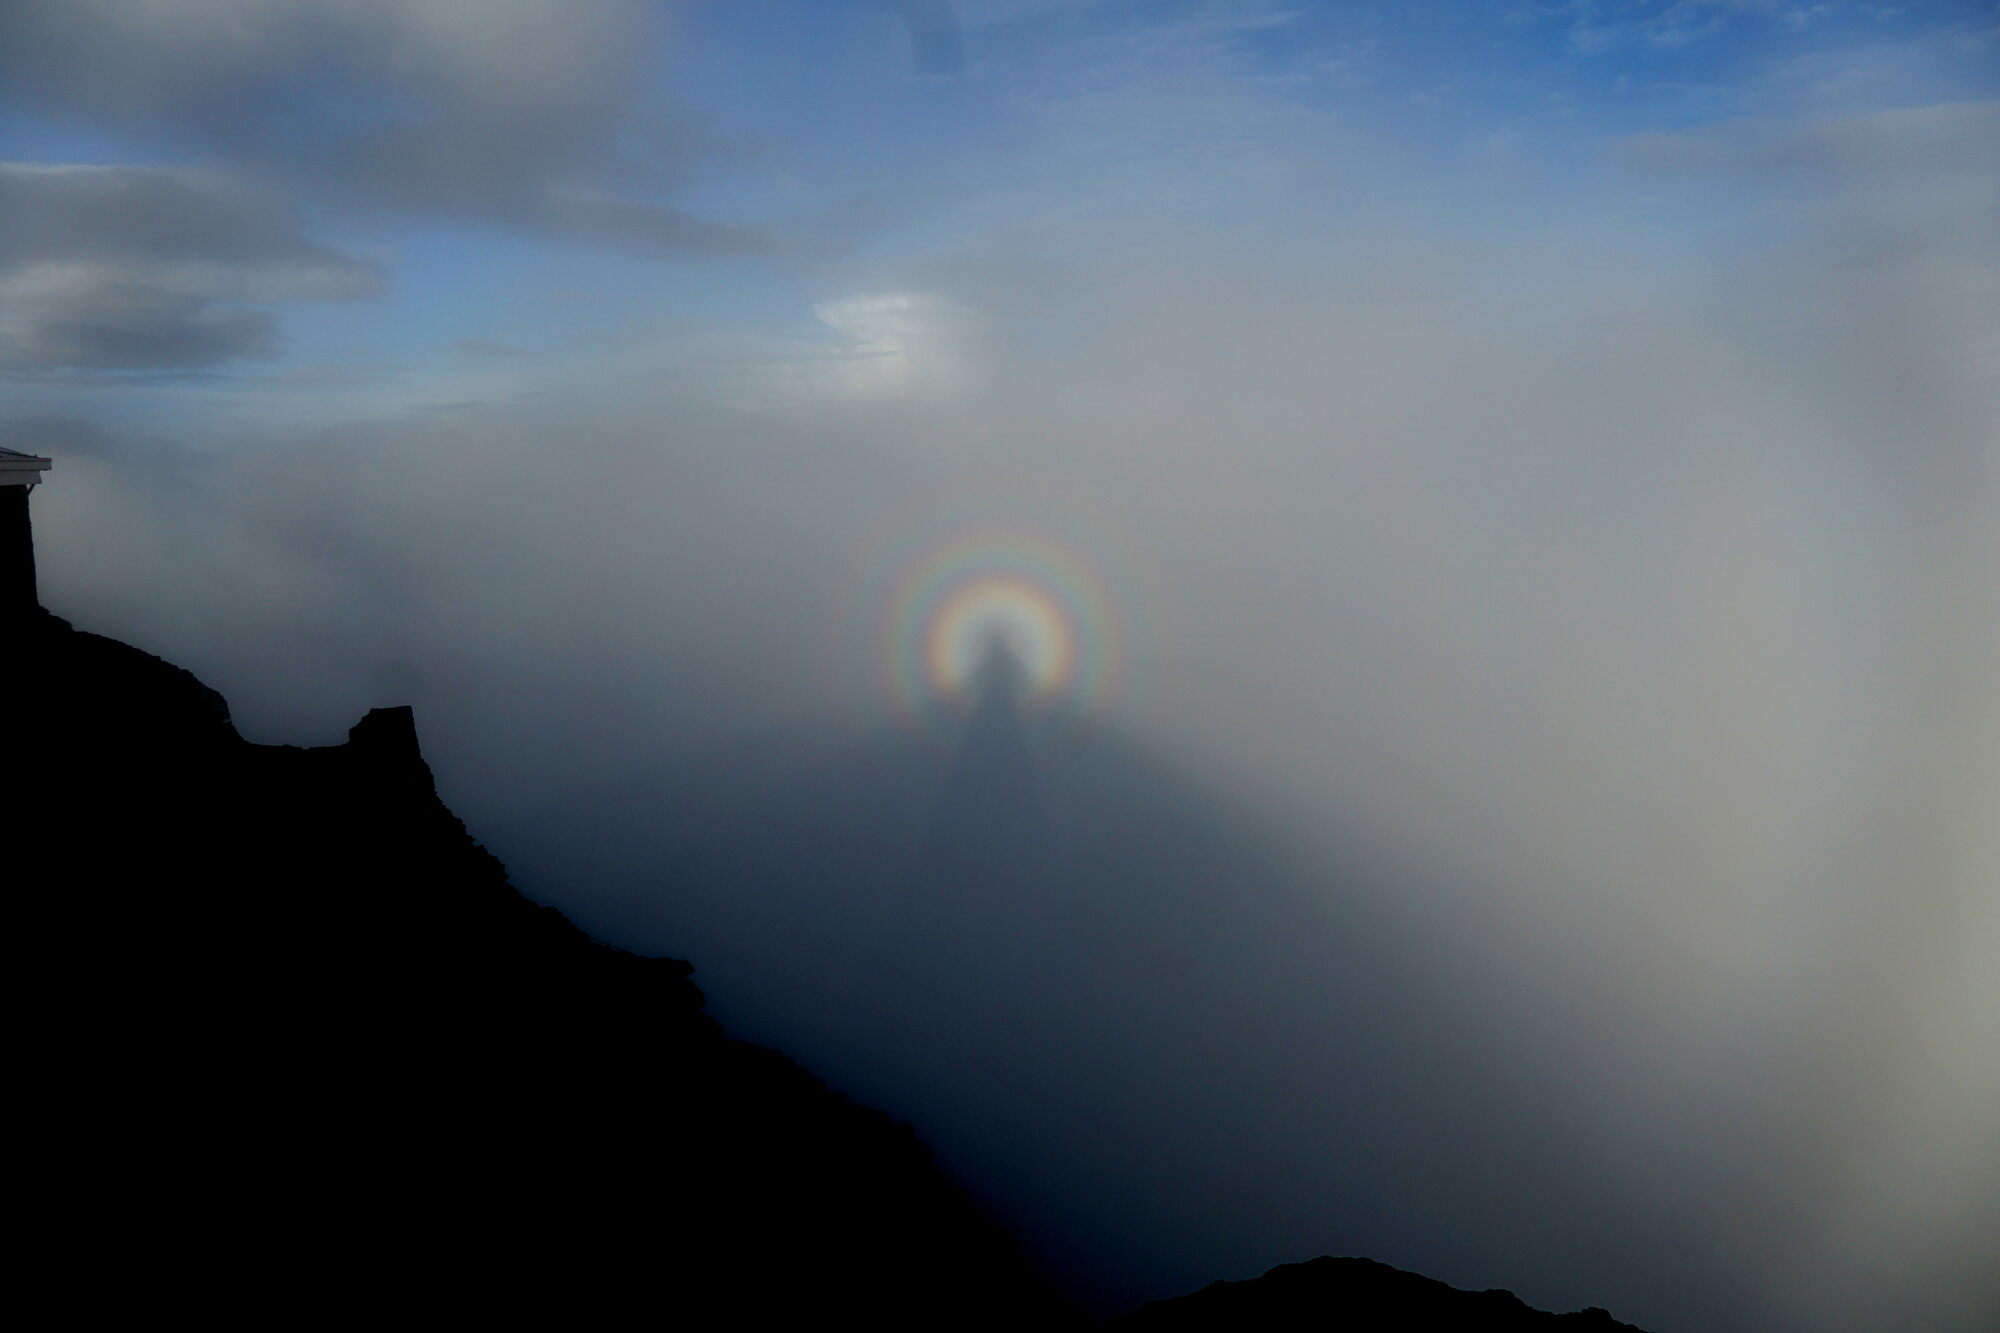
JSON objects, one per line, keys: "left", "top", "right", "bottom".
{"left": 15, "top": 605, "right": 1077, "bottom": 1328}
{"left": 16, "top": 603, "right": 1655, "bottom": 1330}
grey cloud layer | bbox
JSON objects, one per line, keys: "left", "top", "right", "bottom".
{"left": 0, "top": 0, "right": 766, "bottom": 369}
{"left": 0, "top": 164, "right": 380, "bottom": 369}
{"left": 0, "top": 1, "right": 687, "bottom": 214}
{"left": 0, "top": 0, "right": 764, "bottom": 249}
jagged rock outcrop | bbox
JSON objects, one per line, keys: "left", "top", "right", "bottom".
{"left": 15, "top": 608, "right": 1076, "bottom": 1329}
{"left": 1110, "top": 1256, "right": 1652, "bottom": 1330}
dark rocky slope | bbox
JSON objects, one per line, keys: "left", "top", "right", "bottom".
{"left": 14, "top": 605, "right": 1656, "bottom": 1330}
{"left": 1113, "top": 1256, "right": 1652, "bottom": 1330}
{"left": 14, "top": 607, "right": 1076, "bottom": 1328}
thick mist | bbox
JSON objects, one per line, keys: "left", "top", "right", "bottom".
{"left": 10, "top": 5, "right": 1996, "bottom": 1330}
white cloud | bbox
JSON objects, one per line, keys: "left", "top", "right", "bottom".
{"left": 812, "top": 292, "right": 977, "bottom": 400}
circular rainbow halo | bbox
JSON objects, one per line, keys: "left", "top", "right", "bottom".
{"left": 886, "top": 533, "right": 1112, "bottom": 718}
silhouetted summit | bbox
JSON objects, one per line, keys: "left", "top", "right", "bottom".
{"left": 1112, "top": 1256, "right": 1653, "bottom": 1330}
{"left": 16, "top": 605, "right": 1076, "bottom": 1329}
